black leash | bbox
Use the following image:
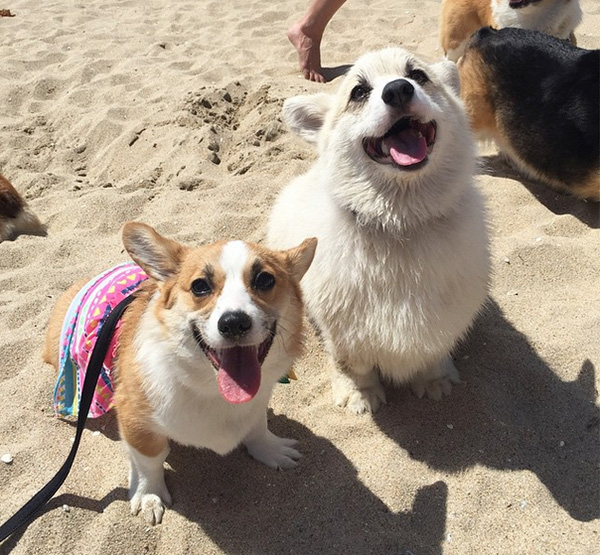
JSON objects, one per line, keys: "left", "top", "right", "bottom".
{"left": 0, "top": 294, "right": 135, "bottom": 543}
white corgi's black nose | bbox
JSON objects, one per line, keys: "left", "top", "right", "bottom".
{"left": 382, "top": 79, "right": 414, "bottom": 109}
{"left": 218, "top": 310, "right": 252, "bottom": 339}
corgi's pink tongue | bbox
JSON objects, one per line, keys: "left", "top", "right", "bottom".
{"left": 387, "top": 128, "right": 427, "bottom": 166}
{"left": 217, "top": 346, "right": 261, "bottom": 404}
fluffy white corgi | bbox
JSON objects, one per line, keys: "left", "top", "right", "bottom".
{"left": 440, "top": 0, "right": 582, "bottom": 61}
{"left": 0, "top": 173, "right": 46, "bottom": 242}
{"left": 267, "top": 48, "right": 490, "bottom": 414}
{"left": 43, "top": 222, "right": 316, "bottom": 524}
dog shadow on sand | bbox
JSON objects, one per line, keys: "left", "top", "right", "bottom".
{"left": 164, "top": 418, "right": 447, "bottom": 555}
{"left": 1, "top": 416, "right": 448, "bottom": 555}
{"left": 479, "top": 154, "right": 599, "bottom": 228}
{"left": 374, "top": 299, "right": 599, "bottom": 524}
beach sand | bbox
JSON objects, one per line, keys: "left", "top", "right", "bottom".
{"left": 0, "top": 1, "right": 598, "bottom": 553}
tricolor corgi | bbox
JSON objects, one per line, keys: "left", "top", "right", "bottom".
{"left": 0, "top": 173, "right": 46, "bottom": 242}
{"left": 267, "top": 48, "right": 491, "bottom": 414}
{"left": 459, "top": 27, "right": 599, "bottom": 201}
{"left": 440, "top": 0, "right": 582, "bottom": 62}
{"left": 43, "top": 222, "right": 317, "bottom": 524}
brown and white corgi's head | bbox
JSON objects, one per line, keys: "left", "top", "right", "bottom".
{"left": 122, "top": 222, "right": 316, "bottom": 404}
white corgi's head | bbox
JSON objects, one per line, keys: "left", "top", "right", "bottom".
{"left": 283, "top": 48, "right": 475, "bottom": 221}
{"left": 122, "top": 222, "right": 317, "bottom": 404}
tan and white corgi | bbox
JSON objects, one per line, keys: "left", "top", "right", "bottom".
{"left": 43, "top": 222, "right": 316, "bottom": 524}
{"left": 440, "top": 0, "right": 582, "bottom": 62}
{"left": 0, "top": 173, "right": 46, "bottom": 242}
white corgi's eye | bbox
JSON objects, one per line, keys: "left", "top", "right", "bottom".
{"left": 350, "top": 84, "right": 371, "bottom": 102}
{"left": 254, "top": 271, "right": 275, "bottom": 291}
{"left": 407, "top": 69, "right": 429, "bottom": 85}
{"left": 191, "top": 278, "right": 212, "bottom": 297}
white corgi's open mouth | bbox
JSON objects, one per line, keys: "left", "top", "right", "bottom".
{"left": 192, "top": 323, "right": 276, "bottom": 404}
{"left": 363, "top": 117, "right": 436, "bottom": 169}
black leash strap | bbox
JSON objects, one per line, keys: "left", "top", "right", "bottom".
{"left": 0, "top": 294, "right": 135, "bottom": 543}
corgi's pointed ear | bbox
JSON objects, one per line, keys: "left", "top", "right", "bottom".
{"left": 433, "top": 60, "right": 461, "bottom": 96}
{"left": 284, "top": 238, "right": 318, "bottom": 282}
{"left": 283, "top": 94, "right": 333, "bottom": 144}
{"left": 122, "top": 222, "right": 187, "bottom": 281}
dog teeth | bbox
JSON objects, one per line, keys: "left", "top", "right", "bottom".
{"left": 416, "top": 131, "right": 423, "bottom": 139}
{"left": 381, "top": 142, "right": 390, "bottom": 156}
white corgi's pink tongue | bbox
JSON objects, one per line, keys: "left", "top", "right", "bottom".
{"left": 217, "top": 346, "right": 261, "bottom": 404}
{"left": 387, "top": 128, "right": 427, "bottom": 166}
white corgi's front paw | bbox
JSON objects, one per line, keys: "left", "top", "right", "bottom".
{"left": 245, "top": 430, "right": 301, "bottom": 470}
{"left": 335, "top": 385, "right": 386, "bottom": 414}
{"left": 411, "top": 358, "right": 461, "bottom": 400}
{"left": 130, "top": 490, "right": 172, "bottom": 526}
{"left": 331, "top": 370, "right": 386, "bottom": 414}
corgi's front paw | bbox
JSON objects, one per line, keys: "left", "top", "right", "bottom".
{"left": 336, "top": 385, "right": 386, "bottom": 414}
{"left": 331, "top": 369, "right": 386, "bottom": 414}
{"left": 130, "top": 490, "right": 172, "bottom": 525}
{"left": 411, "top": 357, "right": 461, "bottom": 400}
{"left": 245, "top": 430, "right": 301, "bottom": 469}
{"left": 127, "top": 443, "right": 172, "bottom": 525}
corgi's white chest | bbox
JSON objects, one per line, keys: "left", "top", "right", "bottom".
{"left": 151, "top": 386, "right": 270, "bottom": 455}
{"left": 307, "top": 218, "right": 486, "bottom": 345}
{"left": 276, "top": 179, "right": 490, "bottom": 373}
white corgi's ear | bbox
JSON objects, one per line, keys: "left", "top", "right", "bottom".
{"left": 283, "top": 94, "right": 333, "bottom": 144}
{"left": 122, "top": 222, "right": 187, "bottom": 282}
{"left": 284, "top": 237, "right": 318, "bottom": 282}
{"left": 433, "top": 60, "right": 461, "bottom": 96}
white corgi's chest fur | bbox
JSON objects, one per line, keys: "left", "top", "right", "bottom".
{"left": 492, "top": 0, "right": 582, "bottom": 38}
{"left": 268, "top": 167, "right": 490, "bottom": 379}
{"left": 131, "top": 306, "right": 286, "bottom": 455}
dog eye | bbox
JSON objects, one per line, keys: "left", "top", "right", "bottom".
{"left": 191, "top": 278, "right": 212, "bottom": 297}
{"left": 350, "top": 85, "right": 371, "bottom": 102}
{"left": 408, "top": 69, "right": 429, "bottom": 85}
{"left": 254, "top": 271, "right": 275, "bottom": 291}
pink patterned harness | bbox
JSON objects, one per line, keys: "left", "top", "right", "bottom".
{"left": 53, "top": 263, "right": 147, "bottom": 418}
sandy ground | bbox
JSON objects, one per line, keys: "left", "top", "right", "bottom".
{"left": 0, "top": 1, "right": 598, "bottom": 553}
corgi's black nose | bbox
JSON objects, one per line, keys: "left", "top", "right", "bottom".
{"left": 382, "top": 79, "right": 414, "bottom": 108}
{"left": 218, "top": 311, "right": 252, "bottom": 339}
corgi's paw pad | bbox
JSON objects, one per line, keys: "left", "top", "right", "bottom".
{"left": 334, "top": 383, "right": 386, "bottom": 414}
{"left": 246, "top": 432, "right": 301, "bottom": 470}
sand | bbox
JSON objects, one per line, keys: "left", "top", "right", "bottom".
{"left": 0, "top": 0, "right": 598, "bottom": 553}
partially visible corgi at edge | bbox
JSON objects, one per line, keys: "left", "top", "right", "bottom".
{"left": 459, "top": 27, "right": 599, "bottom": 201}
{"left": 43, "top": 222, "right": 317, "bottom": 525}
{"left": 267, "top": 48, "right": 491, "bottom": 415}
{"left": 440, "top": 0, "right": 582, "bottom": 62}
{"left": 0, "top": 173, "right": 46, "bottom": 242}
